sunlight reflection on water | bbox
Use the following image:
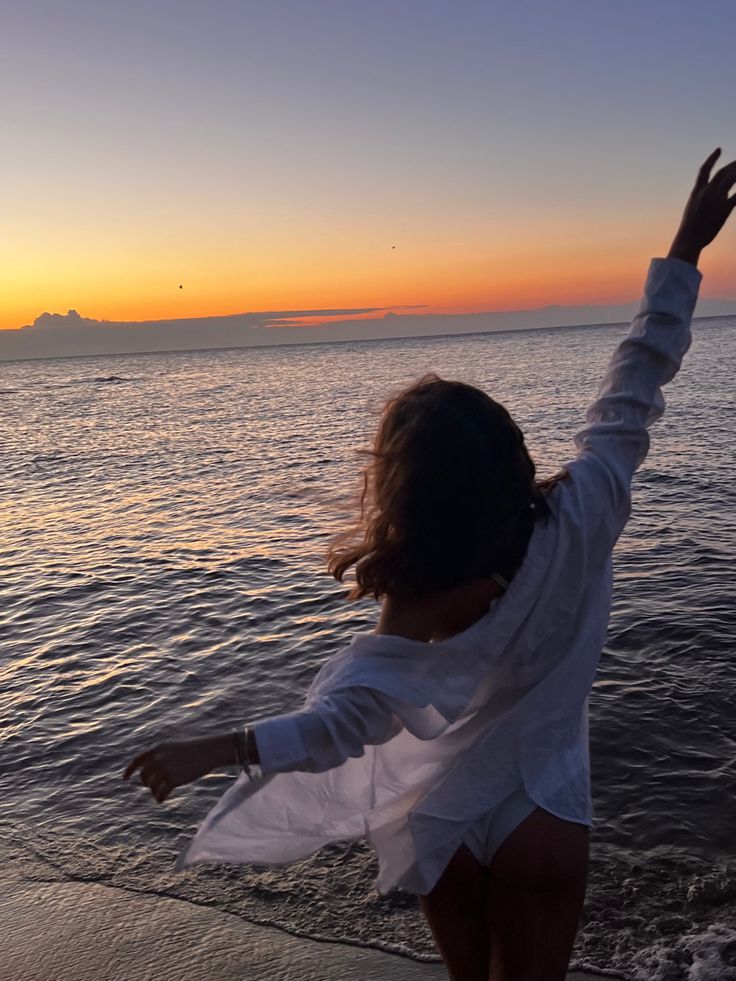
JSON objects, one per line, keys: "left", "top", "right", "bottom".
{"left": 1, "top": 317, "right": 735, "bottom": 975}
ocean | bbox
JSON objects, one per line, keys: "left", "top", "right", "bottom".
{"left": 1, "top": 318, "right": 735, "bottom": 980}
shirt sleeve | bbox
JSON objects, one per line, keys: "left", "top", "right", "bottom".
{"left": 250, "top": 687, "right": 404, "bottom": 775}
{"left": 559, "top": 255, "right": 702, "bottom": 558}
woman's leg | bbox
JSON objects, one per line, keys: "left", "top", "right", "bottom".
{"left": 485, "top": 807, "right": 589, "bottom": 981}
{"left": 419, "top": 843, "right": 491, "bottom": 981}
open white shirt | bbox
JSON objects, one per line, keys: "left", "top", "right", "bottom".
{"left": 177, "top": 257, "right": 702, "bottom": 895}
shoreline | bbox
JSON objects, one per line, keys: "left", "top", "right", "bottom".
{"left": 0, "top": 864, "right": 615, "bottom": 981}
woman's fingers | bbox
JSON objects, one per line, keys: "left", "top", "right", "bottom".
{"left": 124, "top": 737, "right": 211, "bottom": 803}
{"left": 133, "top": 756, "right": 174, "bottom": 802}
{"left": 697, "top": 148, "right": 722, "bottom": 186}
{"left": 711, "top": 160, "right": 736, "bottom": 193}
{"left": 139, "top": 759, "right": 159, "bottom": 787}
{"left": 123, "top": 748, "right": 153, "bottom": 780}
{"left": 124, "top": 743, "right": 177, "bottom": 803}
{"left": 150, "top": 774, "right": 172, "bottom": 803}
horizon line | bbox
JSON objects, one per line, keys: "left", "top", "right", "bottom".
{"left": 2, "top": 311, "right": 733, "bottom": 368}
{"left": 10, "top": 290, "right": 736, "bottom": 331}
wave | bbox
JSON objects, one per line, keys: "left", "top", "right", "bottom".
{"left": 5, "top": 819, "right": 734, "bottom": 980}
{"left": 630, "top": 923, "right": 736, "bottom": 980}
{"left": 38, "top": 374, "right": 138, "bottom": 389}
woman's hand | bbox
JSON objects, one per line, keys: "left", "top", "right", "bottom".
{"left": 669, "top": 148, "right": 736, "bottom": 266}
{"left": 123, "top": 733, "right": 235, "bottom": 804}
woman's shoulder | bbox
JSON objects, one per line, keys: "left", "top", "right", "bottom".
{"left": 543, "top": 454, "right": 629, "bottom": 565}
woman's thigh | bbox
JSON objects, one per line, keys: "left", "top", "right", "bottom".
{"left": 486, "top": 807, "right": 590, "bottom": 980}
{"left": 419, "top": 807, "right": 589, "bottom": 981}
{"left": 419, "top": 844, "right": 491, "bottom": 981}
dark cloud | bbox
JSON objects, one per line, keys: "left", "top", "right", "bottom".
{"left": 2, "top": 297, "right": 735, "bottom": 363}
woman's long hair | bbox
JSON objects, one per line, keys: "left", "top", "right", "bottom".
{"left": 328, "top": 374, "right": 563, "bottom": 601}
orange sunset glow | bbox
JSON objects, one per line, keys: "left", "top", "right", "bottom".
{"left": 2, "top": 2, "right": 735, "bottom": 351}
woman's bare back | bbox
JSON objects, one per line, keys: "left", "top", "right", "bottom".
{"left": 376, "top": 577, "right": 505, "bottom": 642}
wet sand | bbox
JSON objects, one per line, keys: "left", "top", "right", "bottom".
{"left": 0, "top": 863, "right": 614, "bottom": 981}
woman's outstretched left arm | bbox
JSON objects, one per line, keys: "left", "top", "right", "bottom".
{"left": 123, "top": 686, "right": 402, "bottom": 804}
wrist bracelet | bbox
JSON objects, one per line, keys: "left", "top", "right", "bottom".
{"left": 232, "top": 726, "right": 263, "bottom": 780}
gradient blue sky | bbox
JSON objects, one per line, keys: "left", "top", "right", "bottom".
{"left": 3, "top": 0, "right": 735, "bottom": 332}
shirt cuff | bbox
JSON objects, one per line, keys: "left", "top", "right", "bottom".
{"left": 251, "top": 713, "right": 310, "bottom": 775}
{"left": 650, "top": 255, "right": 703, "bottom": 290}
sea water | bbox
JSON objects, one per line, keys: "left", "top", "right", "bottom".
{"left": 1, "top": 318, "right": 735, "bottom": 979}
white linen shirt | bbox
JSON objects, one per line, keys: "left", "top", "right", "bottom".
{"left": 177, "top": 257, "right": 702, "bottom": 895}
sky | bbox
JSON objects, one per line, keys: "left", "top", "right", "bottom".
{"left": 2, "top": 0, "right": 736, "bottom": 342}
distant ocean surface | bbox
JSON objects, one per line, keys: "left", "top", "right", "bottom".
{"left": 2, "top": 318, "right": 735, "bottom": 980}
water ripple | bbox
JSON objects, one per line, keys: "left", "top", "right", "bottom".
{"left": 1, "top": 318, "right": 735, "bottom": 976}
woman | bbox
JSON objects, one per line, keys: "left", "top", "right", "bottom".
{"left": 124, "top": 149, "right": 735, "bottom": 981}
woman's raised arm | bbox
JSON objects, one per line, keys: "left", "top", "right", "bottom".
{"left": 562, "top": 149, "right": 736, "bottom": 556}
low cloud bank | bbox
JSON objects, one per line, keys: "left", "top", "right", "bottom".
{"left": 2, "top": 296, "right": 736, "bottom": 362}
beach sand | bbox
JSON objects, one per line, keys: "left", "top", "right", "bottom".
{"left": 0, "top": 863, "right": 613, "bottom": 981}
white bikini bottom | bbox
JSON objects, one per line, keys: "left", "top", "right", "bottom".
{"left": 461, "top": 786, "right": 538, "bottom": 866}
